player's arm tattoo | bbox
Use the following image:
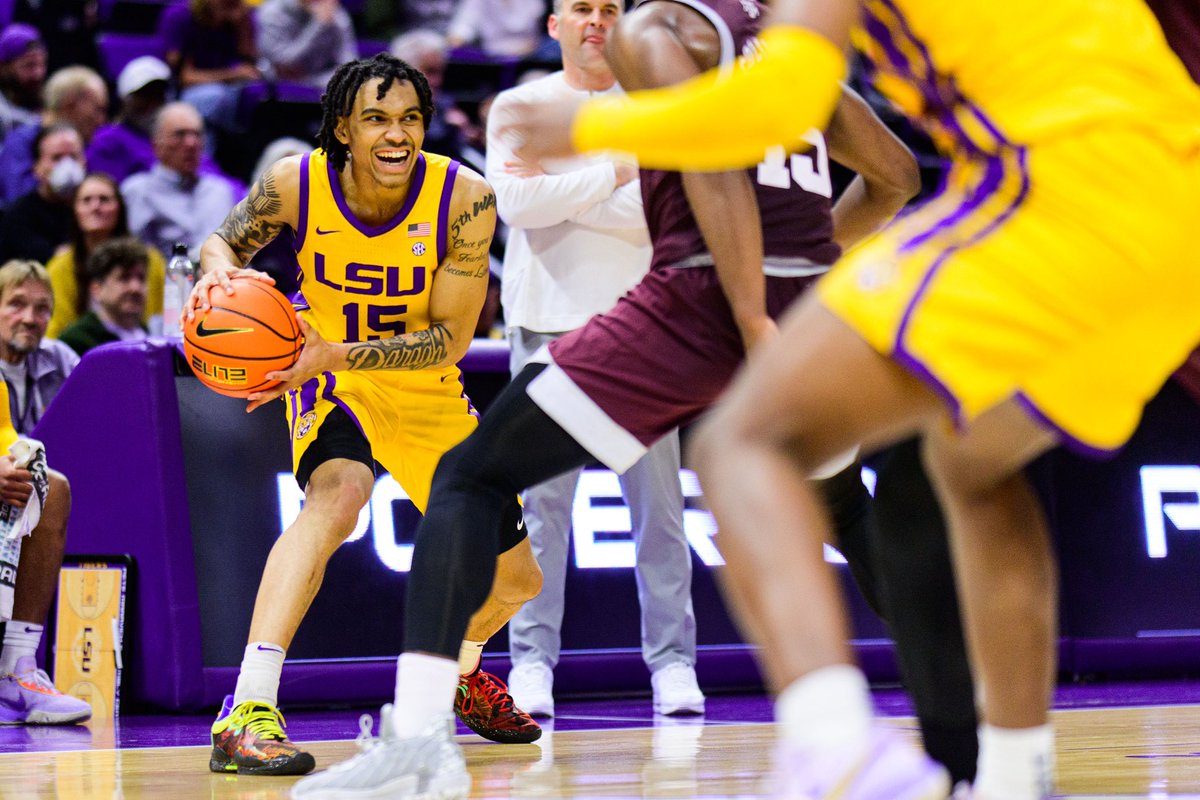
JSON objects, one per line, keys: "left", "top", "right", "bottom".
{"left": 214, "top": 168, "right": 287, "bottom": 263}
{"left": 345, "top": 323, "right": 453, "bottom": 371}
{"left": 443, "top": 192, "right": 496, "bottom": 279}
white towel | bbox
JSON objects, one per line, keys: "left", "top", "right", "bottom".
{"left": 0, "top": 438, "right": 49, "bottom": 622}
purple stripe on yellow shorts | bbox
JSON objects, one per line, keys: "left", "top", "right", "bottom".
{"left": 1015, "top": 392, "right": 1120, "bottom": 460}
{"left": 321, "top": 372, "right": 366, "bottom": 436}
{"left": 892, "top": 148, "right": 1032, "bottom": 424}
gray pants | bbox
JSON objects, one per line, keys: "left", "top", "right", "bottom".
{"left": 507, "top": 327, "right": 696, "bottom": 673}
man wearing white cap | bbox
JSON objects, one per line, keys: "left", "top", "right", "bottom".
{"left": 87, "top": 57, "right": 244, "bottom": 193}
{"left": 85, "top": 56, "right": 172, "bottom": 185}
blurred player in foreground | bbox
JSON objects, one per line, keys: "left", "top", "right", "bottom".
{"left": 503, "top": 0, "right": 1200, "bottom": 797}
{"left": 184, "top": 54, "right": 544, "bottom": 777}
{"left": 289, "top": 0, "right": 920, "bottom": 797}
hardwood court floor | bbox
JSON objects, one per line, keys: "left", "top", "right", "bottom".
{"left": 6, "top": 702, "right": 1200, "bottom": 798}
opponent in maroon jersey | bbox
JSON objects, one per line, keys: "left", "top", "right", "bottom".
{"left": 383, "top": 0, "right": 919, "bottom": 770}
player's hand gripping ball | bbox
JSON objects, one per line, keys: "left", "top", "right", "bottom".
{"left": 183, "top": 277, "right": 303, "bottom": 398}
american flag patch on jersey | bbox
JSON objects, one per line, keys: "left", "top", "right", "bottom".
{"left": 408, "top": 222, "right": 431, "bottom": 237}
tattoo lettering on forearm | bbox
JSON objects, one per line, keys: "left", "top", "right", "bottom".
{"left": 215, "top": 169, "right": 286, "bottom": 262}
{"left": 345, "top": 324, "right": 452, "bottom": 371}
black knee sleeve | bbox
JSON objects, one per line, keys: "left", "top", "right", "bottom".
{"left": 402, "top": 364, "right": 595, "bottom": 658}
{"left": 869, "top": 438, "right": 978, "bottom": 784}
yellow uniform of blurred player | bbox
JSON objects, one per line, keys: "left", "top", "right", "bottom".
{"left": 506, "top": 1, "right": 1200, "bottom": 798}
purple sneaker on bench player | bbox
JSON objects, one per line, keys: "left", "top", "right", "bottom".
{"left": 0, "top": 656, "right": 92, "bottom": 725}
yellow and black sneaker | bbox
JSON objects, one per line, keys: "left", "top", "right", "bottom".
{"left": 454, "top": 668, "right": 542, "bottom": 744}
{"left": 209, "top": 695, "right": 316, "bottom": 775}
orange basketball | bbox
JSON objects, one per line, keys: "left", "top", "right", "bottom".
{"left": 182, "top": 277, "right": 303, "bottom": 398}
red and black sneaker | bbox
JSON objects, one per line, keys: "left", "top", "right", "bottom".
{"left": 454, "top": 668, "right": 542, "bottom": 744}
{"left": 209, "top": 695, "right": 316, "bottom": 775}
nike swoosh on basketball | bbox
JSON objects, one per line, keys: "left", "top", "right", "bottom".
{"left": 195, "top": 319, "right": 254, "bottom": 338}
{"left": 315, "top": 227, "right": 340, "bottom": 235}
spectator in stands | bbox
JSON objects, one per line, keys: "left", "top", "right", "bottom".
{"left": 10, "top": 0, "right": 100, "bottom": 74}
{"left": 0, "top": 259, "right": 89, "bottom": 729}
{"left": 447, "top": 0, "right": 550, "bottom": 58}
{"left": 46, "top": 173, "right": 165, "bottom": 339}
{"left": 0, "top": 25, "right": 46, "bottom": 142}
{"left": 256, "top": 0, "right": 357, "bottom": 88}
{"left": 120, "top": 102, "right": 237, "bottom": 258}
{"left": 86, "top": 57, "right": 246, "bottom": 196}
{"left": 57, "top": 238, "right": 149, "bottom": 355}
{"left": 0, "top": 125, "right": 83, "bottom": 263}
{"left": 159, "top": 0, "right": 260, "bottom": 141}
{"left": 84, "top": 57, "right": 171, "bottom": 185}
{"left": 0, "top": 65, "right": 107, "bottom": 207}
{"left": 390, "top": 29, "right": 469, "bottom": 160}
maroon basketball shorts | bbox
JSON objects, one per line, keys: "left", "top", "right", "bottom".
{"left": 527, "top": 266, "right": 815, "bottom": 472}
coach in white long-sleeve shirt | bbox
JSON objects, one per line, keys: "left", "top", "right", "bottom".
{"left": 487, "top": 0, "right": 705, "bottom": 721}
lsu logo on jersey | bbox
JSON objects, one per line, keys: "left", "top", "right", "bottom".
{"left": 295, "top": 410, "right": 318, "bottom": 440}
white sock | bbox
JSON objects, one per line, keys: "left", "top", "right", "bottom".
{"left": 232, "top": 642, "right": 286, "bottom": 707}
{"left": 974, "top": 723, "right": 1054, "bottom": 800}
{"left": 458, "top": 639, "right": 486, "bottom": 676}
{"left": 775, "top": 664, "right": 874, "bottom": 753}
{"left": 1, "top": 621, "right": 42, "bottom": 675}
{"left": 392, "top": 652, "right": 460, "bottom": 738}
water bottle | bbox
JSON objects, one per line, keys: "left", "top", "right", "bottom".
{"left": 162, "top": 243, "right": 195, "bottom": 338}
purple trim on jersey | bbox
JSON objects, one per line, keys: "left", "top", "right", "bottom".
{"left": 321, "top": 372, "right": 367, "bottom": 436}
{"left": 455, "top": 372, "right": 480, "bottom": 420}
{"left": 891, "top": 148, "right": 1031, "bottom": 427}
{"left": 436, "top": 160, "right": 461, "bottom": 266}
{"left": 294, "top": 152, "right": 310, "bottom": 253}
{"left": 860, "top": 11, "right": 982, "bottom": 155}
{"left": 866, "top": 1, "right": 1018, "bottom": 160}
{"left": 1015, "top": 391, "right": 1119, "bottom": 460}
{"left": 327, "top": 153, "right": 427, "bottom": 238}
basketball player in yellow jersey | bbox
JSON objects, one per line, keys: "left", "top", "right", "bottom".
{"left": 184, "top": 54, "right": 544, "bottom": 777}
{"left": 506, "top": 1, "right": 1200, "bottom": 798}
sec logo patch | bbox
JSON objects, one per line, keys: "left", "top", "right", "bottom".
{"left": 412, "top": 242, "right": 427, "bottom": 256}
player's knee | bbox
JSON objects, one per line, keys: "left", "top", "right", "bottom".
{"left": 920, "top": 434, "right": 998, "bottom": 500}
{"left": 304, "top": 464, "right": 373, "bottom": 537}
{"left": 498, "top": 551, "right": 542, "bottom": 604}
{"left": 430, "top": 439, "right": 495, "bottom": 499}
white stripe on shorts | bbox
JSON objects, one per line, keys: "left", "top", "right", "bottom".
{"left": 525, "top": 358, "right": 648, "bottom": 474}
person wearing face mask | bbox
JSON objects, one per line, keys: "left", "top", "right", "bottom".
{"left": 0, "top": 124, "right": 84, "bottom": 264}
{"left": 44, "top": 173, "right": 166, "bottom": 339}
{"left": 56, "top": 238, "right": 150, "bottom": 356}
{"left": 0, "top": 65, "right": 106, "bottom": 209}
{"left": 85, "top": 57, "right": 243, "bottom": 193}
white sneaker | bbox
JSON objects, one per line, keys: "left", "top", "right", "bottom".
{"left": 651, "top": 663, "right": 705, "bottom": 716}
{"left": 507, "top": 663, "right": 555, "bottom": 718}
{"left": 290, "top": 707, "right": 469, "bottom": 800}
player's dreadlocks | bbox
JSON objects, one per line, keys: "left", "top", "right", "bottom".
{"left": 318, "top": 54, "right": 436, "bottom": 172}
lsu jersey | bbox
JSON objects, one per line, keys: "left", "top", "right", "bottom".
{"left": 292, "top": 148, "right": 461, "bottom": 386}
{"left": 854, "top": 0, "right": 1200, "bottom": 157}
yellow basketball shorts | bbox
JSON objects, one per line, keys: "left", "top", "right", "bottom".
{"left": 818, "top": 124, "right": 1200, "bottom": 454}
{"left": 284, "top": 368, "right": 478, "bottom": 511}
